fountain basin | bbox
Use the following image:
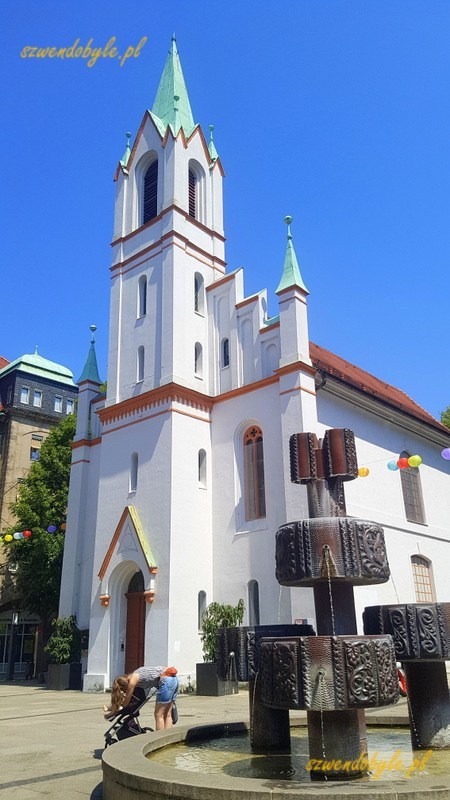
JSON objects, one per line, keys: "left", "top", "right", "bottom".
{"left": 102, "top": 722, "right": 450, "bottom": 799}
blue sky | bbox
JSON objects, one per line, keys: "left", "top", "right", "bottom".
{"left": 2, "top": 0, "right": 449, "bottom": 420}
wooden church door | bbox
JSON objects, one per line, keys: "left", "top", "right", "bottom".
{"left": 125, "top": 571, "right": 145, "bottom": 673}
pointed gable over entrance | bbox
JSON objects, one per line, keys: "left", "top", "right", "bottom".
{"left": 98, "top": 506, "right": 157, "bottom": 590}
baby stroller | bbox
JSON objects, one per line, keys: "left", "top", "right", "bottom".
{"left": 104, "top": 686, "right": 155, "bottom": 747}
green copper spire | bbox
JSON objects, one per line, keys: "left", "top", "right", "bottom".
{"left": 120, "top": 131, "right": 132, "bottom": 168}
{"left": 276, "top": 216, "right": 309, "bottom": 294}
{"left": 208, "top": 124, "right": 219, "bottom": 161}
{"left": 150, "top": 35, "right": 196, "bottom": 137}
{"left": 78, "top": 325, "right": 101, "bottom": 385}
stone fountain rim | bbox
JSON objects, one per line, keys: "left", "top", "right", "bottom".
{"left": 102, "top": 720, "right": 450, "bottom": 799}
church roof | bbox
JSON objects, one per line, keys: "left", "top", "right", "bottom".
{"left": 150, "top": 35, "right": 196, "bottom": 138}
{"left": 310, "top": 341, "right": 448, "bottom": 435}
{"left": 0, "top": 351, "right": 75, "bottom": 387}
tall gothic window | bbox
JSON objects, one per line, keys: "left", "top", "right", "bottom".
{"left": 138, "top": 275, "right": 147, "bottom": 318}
{"left": 221, "top": 338, "right": 230, "bottom": 368}
{"left": 400, "top": 450, "right": 426, "bottom": 524}
{"left": 248, "top": 580, "right": 260, "bottom": 625}
{"left": 137, "top": 346, "right": 145, "bottom": 382}
{"left": 194, "top": 272, "right": 204, "bottom": 314}
{"left": 130, "top": 452, "right": 138, "bottom": 492}
{"left": 143, "top": 160, "right": 158, "bottom": 223}
{"left": 189, "top": 168, "right": 197, "bottom": 218}
{"left": 244, "top": 425, "right": 266, "bottom": 521}
{"left": 194, "top": 343, "right": 203, "bottom": 378}
{"left": 411, "top": 555, "right": 435, "bottom": 602}
{"left": 198, "top": 449, "right": 207, "bottom": 487}
{"left": 198, "top": 590, "right": 207, "bottom": 630}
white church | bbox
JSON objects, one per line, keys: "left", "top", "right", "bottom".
{"left": 59, "top": 37, "right": 450, "bottom": 691}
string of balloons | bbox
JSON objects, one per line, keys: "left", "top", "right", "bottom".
{"left": 358, "top": 448, "right": 450, "bottom": 478}
{"left": 0, "top": 523, "right": 66, "bottom": 543}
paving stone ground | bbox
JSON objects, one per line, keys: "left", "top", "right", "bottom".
{"left": 0, "top": 680, "right": 409, "bottom": 800}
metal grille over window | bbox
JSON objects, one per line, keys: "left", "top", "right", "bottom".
{"left": 411, "top": 555, "right": 434, "bottom": 602}
{"left": 189, "top": 169, "right": 197, "bottom": 218}
{"left": 243, "top": 426, "right": 266, "bottom": 521}
{"left": 143, "top": 160, "right": 158, "bottom": 223}
{"left": 399, "top": 450, "right": 426, "bottom": 524}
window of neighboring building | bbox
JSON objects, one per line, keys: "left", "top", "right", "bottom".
{"left": 66, "top": 399, "right": 75, "bottom": 415}
{"left": 33, "top": 390, "right": 42, "bottom": 408}
{"left": 6, "top": 386, "right": 12, "bottom": 404}
{"left": 411, "top": 555, "right": 435, "bottom": 602}
{"left": 244, "top": 425, "right": 266, "bottom": 521}
{"left": 138, "top": 275, "right": 147, "bottom": 318}
{"left": 30, "top": 447, "right": 40, "bottom": 461}
{"left": 20, "top": 387, "right": 29, "bottom": 404}
{"left": 194, "top": 343, "right": 203, "bottom": 378}
{"left": 400, "top": 450, "right": 426, "bottom": 524}
{"left": 198, "top": 449, "right": 207, "bottom": 487}
{"left": 130, "top": 452, "right": 138, "bottom": 492}
{"left": 221, "top": 337, "right": 230, "bottom": 368}
{"left": 194, "top": 273, "right": 204, "bottom": 315}
{"left": 137, "top": 346, "right": 145, "bottom": 382}
{"left": 198, "top": 590, "right": 207, "bottom": 631}
{"left": 248, "top": 580, "right": 260, "bottom": 625}
{"left": 54, "top": 396, "right": 63, "bottom": 413}
{"left": 143, "top": 160, "right": 158, "bottom": 223}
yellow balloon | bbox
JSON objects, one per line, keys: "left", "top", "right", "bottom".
{"left": 358, "top": 467, "right": 370, "bottom": 477}
{"left": 408, "top": 455, "right": 422, "bottom": 468}
{"left": 4, "top": 534, "right": 13, "bottom": 542}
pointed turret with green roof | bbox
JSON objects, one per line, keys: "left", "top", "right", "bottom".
{"left": 150, "top": 35, "right": 196, "bottom": 138}
{"left": 276, "top": 216, "right": 308, "bottom": 295}
{"left": 78, "top": 325, "right": 101, "bottom": 385}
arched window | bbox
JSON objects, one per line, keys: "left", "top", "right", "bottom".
{"left": 194, "top": 343, "right": 203, "bottom": 378}
{"left": 221, "top": 337, "right": 230, "bottom": 368}
{"left": 198, "top": 590, "right": 207, "bottom": 630}
{"left": 248, "top": 580, "right": 260, "bottom": 626}
{"left": 189, "top": 168, "right": 197, "bottom": 218}
{"left": 198, "top": 449, "right": 207, "bottom": 487}
{"left": 400, "top": 450, "right": 426, "bottom": 524}
{"left": 411, "top": 555, "right": 435, "bottom": 602}
{"left": 244, "top": 425, "right": 266, "bottom": 521}
{"left": 138, "top": 275, "right": 147, "bottom": 318}
{"left": 194, "top": 272, "right": 204, "bottom": 315}
{"left": 130, "top": 452, "right": 138, "bottom": 492}
{"left": 137, "top": 346, "right": 145, "bottom": 382}
{"left": 143, "top": 160, "right": 158, "bottom": 223}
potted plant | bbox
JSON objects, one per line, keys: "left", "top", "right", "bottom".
{"left": 45, "top": 615, "right": 82, "bottom": 690}
{"left": 196, "top": 599, "right": 244, "bottom": 696}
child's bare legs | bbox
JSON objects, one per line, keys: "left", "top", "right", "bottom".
{"left": 155, "top": 702, "right": 173, "bottom": 730}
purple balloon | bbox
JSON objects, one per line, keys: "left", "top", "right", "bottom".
{"left": 441, "top": 448, "right": 450, "bottom": 461}
{"left": 47, "top": 525, "right": 57, "bottom": 533}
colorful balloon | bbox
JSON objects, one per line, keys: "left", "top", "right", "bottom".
{"left": 408, "top": 455, "right": 422, "bottom": 468}
{"left": 387, "top": 460, "right": 399, "bottom": 471}
{"left": 47, "top": 525, "right": 57, "bottom": 533}
{"left": 23, "top": 530, "right": 32, "bottom": 538}
{"left": 60, "top": 523, "right": 66, "bottom": 531}
{"left": 441, "top": 448, "right": 450, "bottom": 460}
{"left": 13, "top": 532, "right": 23, "bottom": 540}
{"left": 397, "top": 458, "right": 409, "bottom": 469}
{"left": 358, "top": 467, "right": 369, "bottom": 477}
{"left": 4, "top": 534, "right": 13, "bottom": 542}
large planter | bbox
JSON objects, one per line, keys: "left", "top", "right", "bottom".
{"left": 196, "top": 662, "right": 238, "bottom": 696}
{"left": 47, "top": 662, "right": 82, "bottom": 690}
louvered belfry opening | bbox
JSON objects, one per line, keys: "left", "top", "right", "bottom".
{"left": 189, "top": 168, "right": 197, "bottom": 218}
{"left": 244, "top": 426, "right": 266, "bottom": 521}
{"left": 143, "top": 160, "right": 158, "bottom": 223}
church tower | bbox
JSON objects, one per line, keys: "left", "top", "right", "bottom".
{"left": 107, "top": 35, "right": 225, "bottom": 402}
{"left": 81, "top": 38, "right": 225, "bottom": 688}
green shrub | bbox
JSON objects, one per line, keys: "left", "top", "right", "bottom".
{"left": 200, "top": 600, "right": 244, "bottom": 662}
{"left": 44, "top": 615, "right": 82, "bottom": 664}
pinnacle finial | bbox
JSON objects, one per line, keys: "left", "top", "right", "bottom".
{"left": 126, "top": 131, "right": 131, "bottom": 144}
{"left": 90, "top": 324, "right": 97, "bottom": 344}
{"left": 172, "top": 32, "right": 176, "bottom": 42}
{"left": 284, "top": 215, "right": 293, "bottom": 239}
{"left": 34, "top": 345, "right": 39, "bottom": 355}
